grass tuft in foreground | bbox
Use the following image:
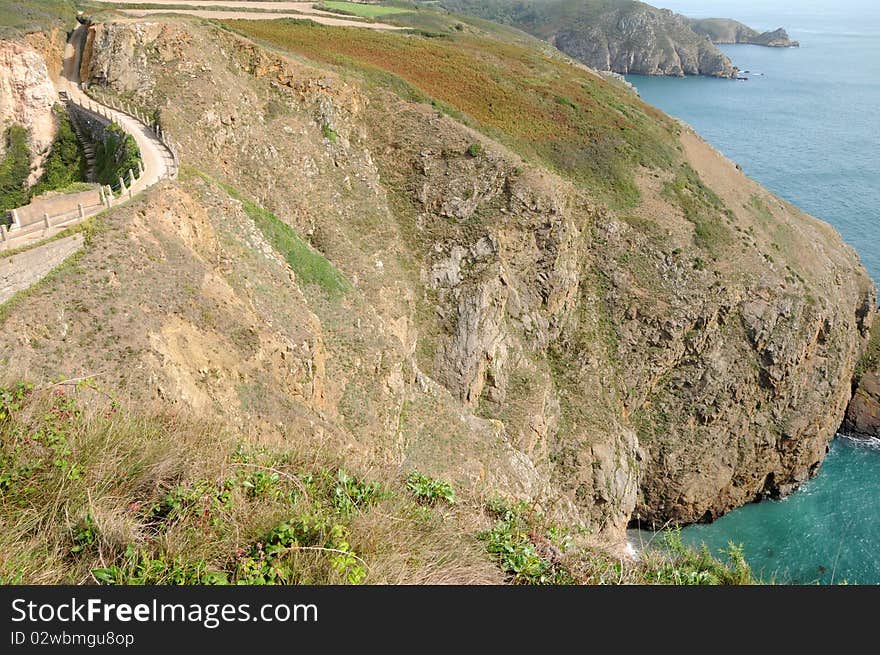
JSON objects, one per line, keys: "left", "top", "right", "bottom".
{"left": 478, "top": 500, "right": 756, "bottom": 585}
{"left": 0, "top": 382, "right": 503, "bottom": 585}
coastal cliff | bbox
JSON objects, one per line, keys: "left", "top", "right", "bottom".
{"left": 0, "top": 9, "right": 875, "bottom": 583}
{"left": 433, "top": 0, "right": 738, "bottom": 77}
{"left": 690, "top": 20, "right": 800, "bottom": 48}
{"left": 11, "top": 18, "right": 875, "bottom": 528}
{"left": 549, "top": 7, "right": 736, "bottom": 77}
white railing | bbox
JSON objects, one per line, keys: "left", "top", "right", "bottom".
{"left": 2, "top": 88, "right": 173, "bottom": 251}
{"left": 80, "top": 85, "right": 181, "bottom": 179}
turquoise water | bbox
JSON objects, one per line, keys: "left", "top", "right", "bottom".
{"left": 626, "top": 0, "right": 880, "bottom": 583}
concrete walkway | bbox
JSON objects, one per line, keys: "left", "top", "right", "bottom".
{"left": 1, "top": 24, "right": 176, "bottom": 252}
{"left": 60, "top": 23, "right": 174, "bottom": 192}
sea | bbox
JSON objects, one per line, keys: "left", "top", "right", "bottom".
{"left": 625, "top": 0, "right": 880, "bottom": 584}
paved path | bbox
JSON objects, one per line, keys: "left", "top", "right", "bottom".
{"left": 90, "top": 0, "right": 405, "bottom": 29}
{"left": 60, "top": 23, "right": 174, "bottom": 191}
{"left": 2, "top": 24, "right": 176, "bottom": 252}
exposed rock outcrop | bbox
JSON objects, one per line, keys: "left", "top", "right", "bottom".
{"left": 550, "top": 7, "right": 736, "bottom": 78}
{"left": 0, "top": 40, "right": 58, "bottom": 176}
{"left": 844, "top": 319, "right": 880, "bottom": 439}
{"left": 434, "top": 0, "right": 738, "bottom": 77}
{"left": 846, "top": 373, "right": 880, "bottom": 438}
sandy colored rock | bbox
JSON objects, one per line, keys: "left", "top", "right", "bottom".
{"left": 0, "top": 40, "right": 58, "bottom": 178}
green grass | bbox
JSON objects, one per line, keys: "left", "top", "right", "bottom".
{"left": 94, "top": 124, "right": 141, "bottom": 188}
{"left": 856, "top": 325, "right": 880, "bottom": 382}
{"left": 663, "top": 163, "right": 733, "bottom": 257}
{"left": 0, "top": 383, "right": 382, "bottom": 584}
{"left": 1, "top": 108, "right": 90, "bottom": 215}
{"left": 0, "top": 0, "right": 75, "bottom": 38}
{"left": 318, "top": 1, "right": 416, "bottom": 18}
{"left": 479, "top": 501, "right": 576, "bottom": 584}
{"left": 0, "top": 125, "right": 32, "bottom": 214}
{"left": 405, "top": 472, "right": 455, "bottom": 505}
{"left": 47, "top": 181, "right": 95, "bottom": 194}
{"left": 31, "top": 107, "right": 88, "bottom": 198}
{"left": 224, "top": 19, "right": 680, "bottom": 208}
{"left": 209, "top": 176, "right": 352, "bottom": 297}
{"left": 321, "top": 122, "right": 339, "bottom": 143}
{"left": 478, "top": 500, "right": 756, "bottom": 585}
{"left": 0, "top": 384, "right": 500, "bottom": 585}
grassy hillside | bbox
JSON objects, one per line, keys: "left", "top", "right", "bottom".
{"left": 0, "top": 0, "right": 76, "bottom": 38}
{"left": 0, "top": 381, "right": 754, "bottom": 584}
{"left": 426, "top": 0, "right": 641, "bottom": 39}
{"left": 224, "top": 18, "right": 679, "bottom": 207}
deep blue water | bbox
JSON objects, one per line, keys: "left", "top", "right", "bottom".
{"left": 626, "top": 0, "right": 880, "bottom": 583}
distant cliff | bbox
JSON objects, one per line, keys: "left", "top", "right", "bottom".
{"left": 433, "top": 0, "right": 738, "bottom": 77}
{"left": 690, "top": 19, "right": 800, "bottom": 48}
{"left": 550, "top": 6, "right": 737, "bottom": 78}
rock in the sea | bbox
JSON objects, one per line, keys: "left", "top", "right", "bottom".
{"left": 690, "top": 19, "right": 800, "bottom": 48}
{"left": 844, "top": 323, "right": 880, "bottom": 439}
{"left": 844, "top": 372, "right": 880, "bottom": 438}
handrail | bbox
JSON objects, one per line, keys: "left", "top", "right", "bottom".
{"left": 79, "top": 85, "right": 181, "bottom": 177}
{"left": 2, "top": 26, "right": 182, "bottom": 253}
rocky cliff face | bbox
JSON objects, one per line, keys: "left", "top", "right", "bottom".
{"left": 844, "top": 325, "right": 880, "bottom": 439}
{"left": 551, "top": 7, "right": 736, "bottom": 77}
{"left": 434, "top": 0, "right": 737, "bottom": 78}
{"left": 846, "top": 373, "right": 880, "bottom": 438}
{"left": 4, "top": 19, "right": 874, "bottom": 547}
{"left": 690, "top": 20, "right": 800, "bottom": 48}
{"left": 0, "top": 40, "right": 58, "bottom": 177}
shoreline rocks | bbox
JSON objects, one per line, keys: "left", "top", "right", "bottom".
{"left": 844, "top": 316, "right": 880, "bottom": 439}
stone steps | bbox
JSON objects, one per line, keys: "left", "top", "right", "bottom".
{"left": 62, "top": 98, "right": 98, "bottom": 182}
